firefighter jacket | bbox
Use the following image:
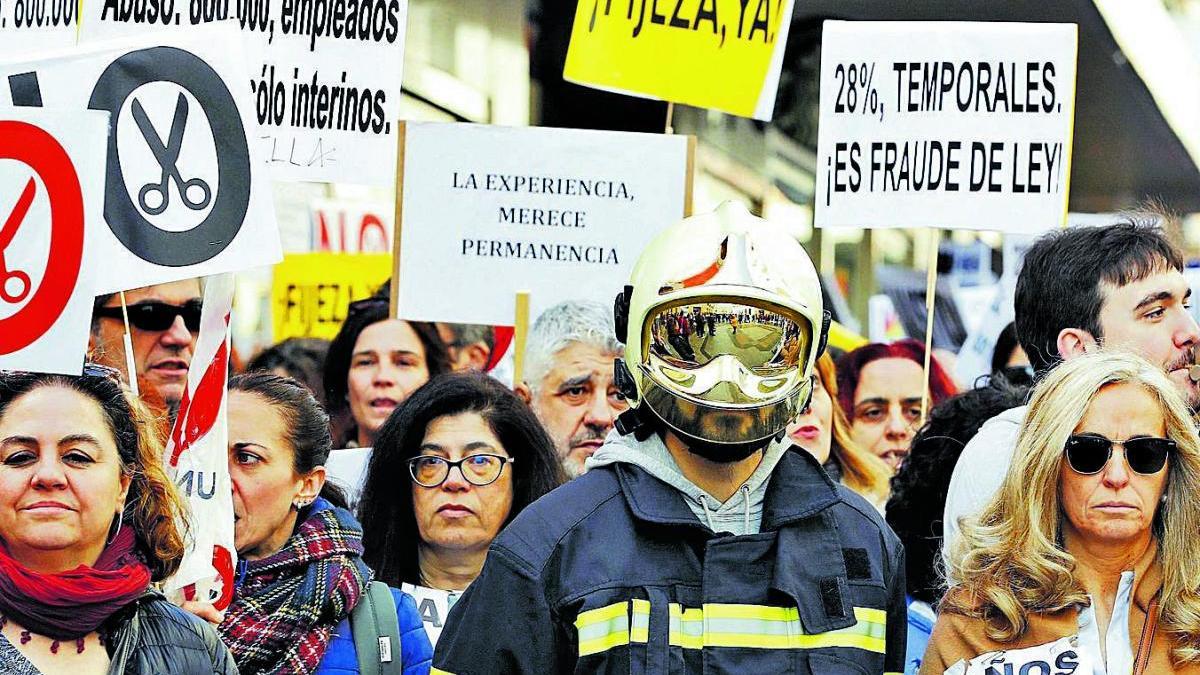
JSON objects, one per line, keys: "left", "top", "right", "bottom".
{"left": 431, "top": 443, "right": 907, "bottom": 674}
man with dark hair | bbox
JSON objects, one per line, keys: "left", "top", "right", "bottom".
{"left": 435, "top": 322, "right": 495, "bottom": 372}
{"left": 89, "top": 279, "right": 203, "bottom": 416}
{"left": 942, "top": 217, "right": 1200, "bottom": 568}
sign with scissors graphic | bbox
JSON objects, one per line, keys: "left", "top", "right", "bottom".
{"left": 0, "top": 26, "right": 281, "bottom": 293}
{"left": 0, "top": 107, "right": 107, "bottom": 375}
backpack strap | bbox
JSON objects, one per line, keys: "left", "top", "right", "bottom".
{"left": 349, "top": 581, "right": 403, "bottom": 675}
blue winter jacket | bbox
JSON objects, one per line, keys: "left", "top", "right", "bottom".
{"left": 314, "top": 587, "right": 433, "bottom": 675}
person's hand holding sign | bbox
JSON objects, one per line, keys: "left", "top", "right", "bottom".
{"left": 0, "top": 177, "right": 34, "bottom": 304}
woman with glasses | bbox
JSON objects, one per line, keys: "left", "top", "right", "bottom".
{"left": 922, "top": 351, "right": 1200, "bottom": 674}
{"left": 216, "top": 372, "right": 431, "bottom": 675}
{"left": 359, "top": 372, "right": 565, "bottom": 647}
{"left": 0, "top": 367, "right": 235, "bottom": 674}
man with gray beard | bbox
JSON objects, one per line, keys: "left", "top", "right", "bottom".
{"left": 515, "top": 300, "right": 628, "bottom": 477}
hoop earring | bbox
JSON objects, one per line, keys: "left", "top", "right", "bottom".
{"left": 106, "top": 510, "right": 124, "bottom": 546}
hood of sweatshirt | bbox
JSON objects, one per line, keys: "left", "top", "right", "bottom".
{"left": 585, "top": 429, "right": 790, "bottom": 536}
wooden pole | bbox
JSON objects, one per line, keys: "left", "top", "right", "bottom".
{"left": 513, "top": 291, "right": 531, "bottom": 386}
{"left": 920, "top": 229, "right": 939, "bottom": 425}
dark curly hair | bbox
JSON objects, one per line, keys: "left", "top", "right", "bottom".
{"left": 884, "top": 370, "right": 1030, "bottom": 605}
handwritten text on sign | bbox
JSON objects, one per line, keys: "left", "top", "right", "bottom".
{"left": 564, "top": 0, "right": 794, "bottom": 120}
{"left": 81, "top": 0, "right": 407, "bottom": 186}
{"left": 396, "top": 122, "right": 691, "bottom": 327}
{"left": 814, "top": 22, "right": 1078, "bottom": 233}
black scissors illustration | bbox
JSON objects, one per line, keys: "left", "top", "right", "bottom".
{"left": 133, "top": 92, "right": 212, "bottom": 216}
{"left": 0, "top": 177, "right": 34, "bottom": 304}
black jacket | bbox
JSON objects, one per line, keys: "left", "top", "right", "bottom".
{"left": 433, "top": 448, "right": 906, "bottom": 674}
{"left": 105, "top": 591, "right": 237, "bottom": 674}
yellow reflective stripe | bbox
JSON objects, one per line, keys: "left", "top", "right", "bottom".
{"left": 431, "top": 669, "right": 456, "bottom": 675}
{"left": 578, "top": 598, "right": 638, "bottom": 653}
{"left": 630, "top": 599, "right": 650, "bottom": 644}
{"left": 666, "top": 603, "right": 887, "bottom": 653}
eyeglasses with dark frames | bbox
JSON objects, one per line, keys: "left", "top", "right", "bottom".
{"left": 407, "top": 453, "right": 515, "bottom": 488}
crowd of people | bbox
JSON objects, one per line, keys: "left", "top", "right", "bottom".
{"left": 6, "top": 201, "right": 1200, "bottom": 674}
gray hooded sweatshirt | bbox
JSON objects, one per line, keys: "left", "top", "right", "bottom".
{"left": 585, "top": 430, "right": 790, "bottom": 536}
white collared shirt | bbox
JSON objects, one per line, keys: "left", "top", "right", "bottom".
{"left": 1076, "top": 570, "right": 1136, "bottom": 675}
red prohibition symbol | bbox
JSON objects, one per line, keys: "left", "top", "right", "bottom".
{"left": 0, "top": 120, "right": 85, "bottom": 355}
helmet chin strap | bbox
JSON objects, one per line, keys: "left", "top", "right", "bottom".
{"left": 681, "top": 436, "right": 767, "bottom": 463}
{"left": 616, "top": 406, "right": 767, "bottom": 463}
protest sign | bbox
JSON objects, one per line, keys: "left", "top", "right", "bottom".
{"left": 814, "top": 21, "right": 1078, "bottom": 232}
{"left": 563, "top": 0, "right": 793, "bottom": 120}
{"left": 400, "top": 582, "right": 462, "bottom": 647}
{"left": 0, "top": 0, "right": 76, "bottom": 59}
{"left": 272, "top": 252, "right": 391, "bottom": 340}
{"left": 394, "top": 122, "right": 693, "bottom": 327}
{"left": 945, "top": 636, "right": 1091, "bottom": 675}
{"left": 163, "top": 273, "right": 236, "bottom": 609}
{"left": 81, "top": 0, "right": 408, "bottom": 186}
{"left": 0, "top": 26, "right": 282, "bottom": 293}
{"left": 0, "top": 107, "right": 107, "bottom": 375}
{"left": 311, "top": 198, "right": 392, "bottom": 253}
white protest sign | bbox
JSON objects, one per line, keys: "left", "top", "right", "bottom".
{"left": 395, "top": 122, "right": 692, "bottom": 326}
{"left": 81, "top": 0, "right": 407, "bottom": 186}
{"left": 0, "top": 26, "right": 283, "bottom": 294}
{"left": 311, "top": 197, "right": 392, "bottom": 252}
{"left": 0, "top": 0, "right": 76, "bottom": 59}
{"left": 944, "top": 636, "right": 1091, "bottom": 675}
{"left": 815, "top": 21, "right": 1078, "bottom": 233}
{"left": 163, "top": 273, "right": 237, "bottom": 609}
{"left": 400, "top": 582, "right": 462, "bottom": 648}
{"left": 0, "top": 107, "right": 107, "bottom": 374}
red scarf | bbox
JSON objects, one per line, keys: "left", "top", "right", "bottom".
{"left": 0, "top": 527, "right": 152, "bottom": 640}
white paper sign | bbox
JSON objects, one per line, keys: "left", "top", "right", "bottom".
{"left": 815, "top": 21, "right": 1078, "bottom": 233}
{"left": 163, "top": 273, "right": 237, "bottom": 609}
{"left": 0, "top": 1, "right": 77, "bottom": 59}
{"left": 400, "top": 582, "right": 462, "bottom": 648}
{"left": 944, "top": 636, "right": 1092, "bottom": 675}
{"left": 0, "top": 27, "right": 283, "bottom": 294}
{"left": 397, "top": 122, "right": 691, "bottom": 326}
{"left": 80, "top": 0, "right": 407, "bottom": 186}
{"left": 0, "top": 107, "right": 107, "bottom": 374}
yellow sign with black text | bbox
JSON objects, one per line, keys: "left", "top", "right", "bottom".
{"left": 271, "top": 253, "right": 392, "bottom": 342}
{"left": 563, "top": 0, "right": 795, "bottom": 120}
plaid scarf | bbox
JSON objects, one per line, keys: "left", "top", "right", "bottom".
{"left": 220, "top": 498, "right": 371, "bottom": 675}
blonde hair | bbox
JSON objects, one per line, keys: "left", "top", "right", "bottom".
{"left": 816, "top": 354, "right": 892, "bottom": 504}
{"left": 944, "top": 350, "right": 1200, "bottom": 663}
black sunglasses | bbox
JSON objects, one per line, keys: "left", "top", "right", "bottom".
{"left": 1064, "top": 433, "right": 1174, "bottom": 475}
{"left": 96, "top": 300, "right": 202, "bottom": 333}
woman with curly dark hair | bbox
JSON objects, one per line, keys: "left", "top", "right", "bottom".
{"left": 886, "top": 370, "right": 1030, "bottom": 675}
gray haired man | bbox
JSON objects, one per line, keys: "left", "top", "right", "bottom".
{"left": 515, "top": 300, "right": 629, "bottom": 477}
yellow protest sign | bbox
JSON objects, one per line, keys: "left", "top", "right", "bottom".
{"left": 563, "top": 0, "right": 795, "bottom": 120}
{"left": 271, "top": 253, "right": 392, "bottom": 342}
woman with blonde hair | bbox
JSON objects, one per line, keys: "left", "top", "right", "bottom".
{"left": 786, "top": 353, "right": 892, "bottom": 508}
{"left": 922, "top": 351, "right": 1200, "bottom": 674}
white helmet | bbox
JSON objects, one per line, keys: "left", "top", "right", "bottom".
{"left": 614, "top": 201, "right": 829, "bottom": 459}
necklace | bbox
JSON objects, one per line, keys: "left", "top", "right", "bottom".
{"left": 0, "top": 615, "right": 101, "bottom": 655}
